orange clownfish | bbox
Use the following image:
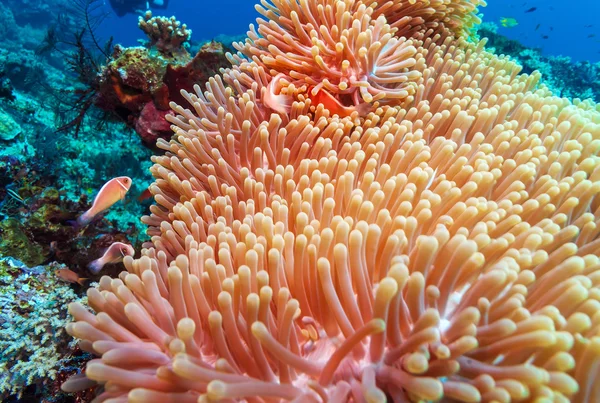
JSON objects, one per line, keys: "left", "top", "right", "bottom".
{"left": 77, "top": 176, "right": 132, "bottom": 227}
{"left": 88, "top": 242, "right": 135, "bottom": 274}
{"left": 263, "top": 74, "right": 370, "bottom": 118}
{"left": 305, "top": 86, "right": 371, "bottom": 118}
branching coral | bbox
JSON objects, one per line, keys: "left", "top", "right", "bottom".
{"left": 64, "top": 0, "right": 600, "bottom": 402}
{"left": 138, "top": 11, "right": 192, "bottom": 57}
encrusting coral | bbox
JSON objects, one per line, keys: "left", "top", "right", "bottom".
{"left": 95, "top": 16, "right": 230, "bottom": 145}
{"left": 63, "top": 0, "right": 600, "bottom": 402}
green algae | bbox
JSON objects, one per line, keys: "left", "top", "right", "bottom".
{"left": 0, "top": 218, "right": 46, "bottom": 266}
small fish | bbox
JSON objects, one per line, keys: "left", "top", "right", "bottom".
{"left": 306, "top": 86, "right": 371, "bottom": 118}
{"left": 56, "top": 268, "right": 88, "bottom": 286}
{"left": 588, "top": 34, "right": 596, "bottom": 38}
{"left": 500, "top": 17, "right": 519, "bottom": 28}
{"left": 77, "top": 177, "right": 132, "bottom": 227}
{"left": 264, "top": 74, "right": 370, "bottom": 118}
{"left": 88, "top": 242, "right": 135, "bottom": 274}
{"left": 535, "top": 24, "right": 541, "bottom": 31}
{"left": 585, "top": 25, "right": 594, "bottom": 28}
{"left": 549, "top": 27, "right": 554, "bottom": 31}
{"left": 524, "top": 7, "right": 537, "bottom": 13}
{"left": 263, "top": 73, "right": 293, "bottom": 114}
{"left": 542, "top": 35, "right": 549, "bottom": 39}
{"left": 137, "top": 187, "right": 153, "bottom": 202}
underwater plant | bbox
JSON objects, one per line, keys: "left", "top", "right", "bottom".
{"left": 63, "top": 0, "right": 600, "bottom": 402}
{"left": 36, "top": 1, "right": 115, "bottom": 138}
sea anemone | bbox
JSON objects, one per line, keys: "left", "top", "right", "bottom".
{"left": 63, "top": 0, "right": 600, "bottom": 402}
{"left": 365, "top": 0, "right": 487, "bottom": 39}
{"left": 230, "top": 0, "right": 424, "bottom": 107}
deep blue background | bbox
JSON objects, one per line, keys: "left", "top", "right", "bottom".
{"left": 96, "top": 0, "right": 600, "bottom": 63}
{"left": 96, "top": 0, "right": 258, "bottom": 46}
{"left": 482, "top": 0, "right": 600, "bottom": 63}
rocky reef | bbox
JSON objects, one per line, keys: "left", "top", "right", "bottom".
{"left": 476, "top": 22, "right": 600, "bottom": 102}
{"left": 0, "top": 5, "right": 233, "bottom": 401}
{"left": 94, "top": 12, "right": 232, "bottom": 145}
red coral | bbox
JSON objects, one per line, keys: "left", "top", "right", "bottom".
{"left": 134, "top": 101, "right": 175, "bottom": 145}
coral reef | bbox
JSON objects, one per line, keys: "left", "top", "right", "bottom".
{"left": 477, "top": 22, "right": 600, "bottom": 102}
{"left": 94, "top": 16, "right": 230, "bottom": 146}
{"left": 63, "top": 0, "right": 600, "bottom": 402}
{"left": 0, "top": 48, "right": 47, "bottom": 92}
{"left": 0, "top": 71, "right": 15, "bottom": 101}
{"left": 0, "top": 107, "right": 21, "bottom": 141}
{"left": 0, "top": 257, "right": 92, "bottom": 400}
{"left": 0, "top": 0, "right": 598, "bottom": 401}
{"left": 138, "top": 12, "right": 192, "bottom": 58}
{"left": 0, "top": 2, "right": 157, "bottom": 399}
{"left": 0, "top": 162, "right": 144, "bottom": 272}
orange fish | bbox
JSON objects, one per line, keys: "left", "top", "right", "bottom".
{"left": 55, "top": 268, "right": 88, "bottom": 286}
{"left": 77, "top": 176, "right": 132, "bottom": 226}
{"left": 264, "top": 75, "right": 371, "bottom": 118}
{"left": 306, "top": 86, "right": 370, "bottom": 118}
{"left": 88, "top": 242, "right": 135, "bottom": 274}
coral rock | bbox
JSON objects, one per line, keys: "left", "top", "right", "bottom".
{"left": 0, "top": 108, "right": 21, "bottom": 141}
{"left": 135, "top": 101, "right": 175, "bottom": 145}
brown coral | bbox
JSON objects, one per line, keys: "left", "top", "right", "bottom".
{"left": 138, "top": 11, "right": 192, "bottom": 58}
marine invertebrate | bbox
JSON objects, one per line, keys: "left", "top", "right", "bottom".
{"left": 95, "top": 26, "right": 230, "bottom": 145}
{"left": 138, "top": 11, "right": 192, "bottom": 58}
{"left": 35, "top": 1, "right": 115, "bottom": 138}
{"left": 365, "top": 0, "right": 486, "bottom": 39}
{"left": 0, "top": 257, "right": 89, "bottom": 399}
{"left": 232, "top": 0, "right": 423, "bottom": 108}
{"left": 64, "top": 0, "right": 600, "bottom": 402}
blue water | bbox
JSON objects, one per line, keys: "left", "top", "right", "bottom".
{"left": 96, "top": 0, "right": 600, "bottom": 63}
{"left": 97, "top": 0, "right": 257, "bottom": 46}
{"left": 482, "top": 0, "right": 600, "bottom": 63}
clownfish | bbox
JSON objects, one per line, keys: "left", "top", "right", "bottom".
{"left": 263, "top": 74, "right": 371, "bottom": 118}
{"left": 77, "top": 176, "right": 132, "bottom": 227}
{"left": 263, "top": 73, "right": 293, "bottom": 114}
{"left": 305, "top": 86, "right": 371, "bottom": 118}
{"left": 88, "top": 242, "right": 135, "bottom": 274}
